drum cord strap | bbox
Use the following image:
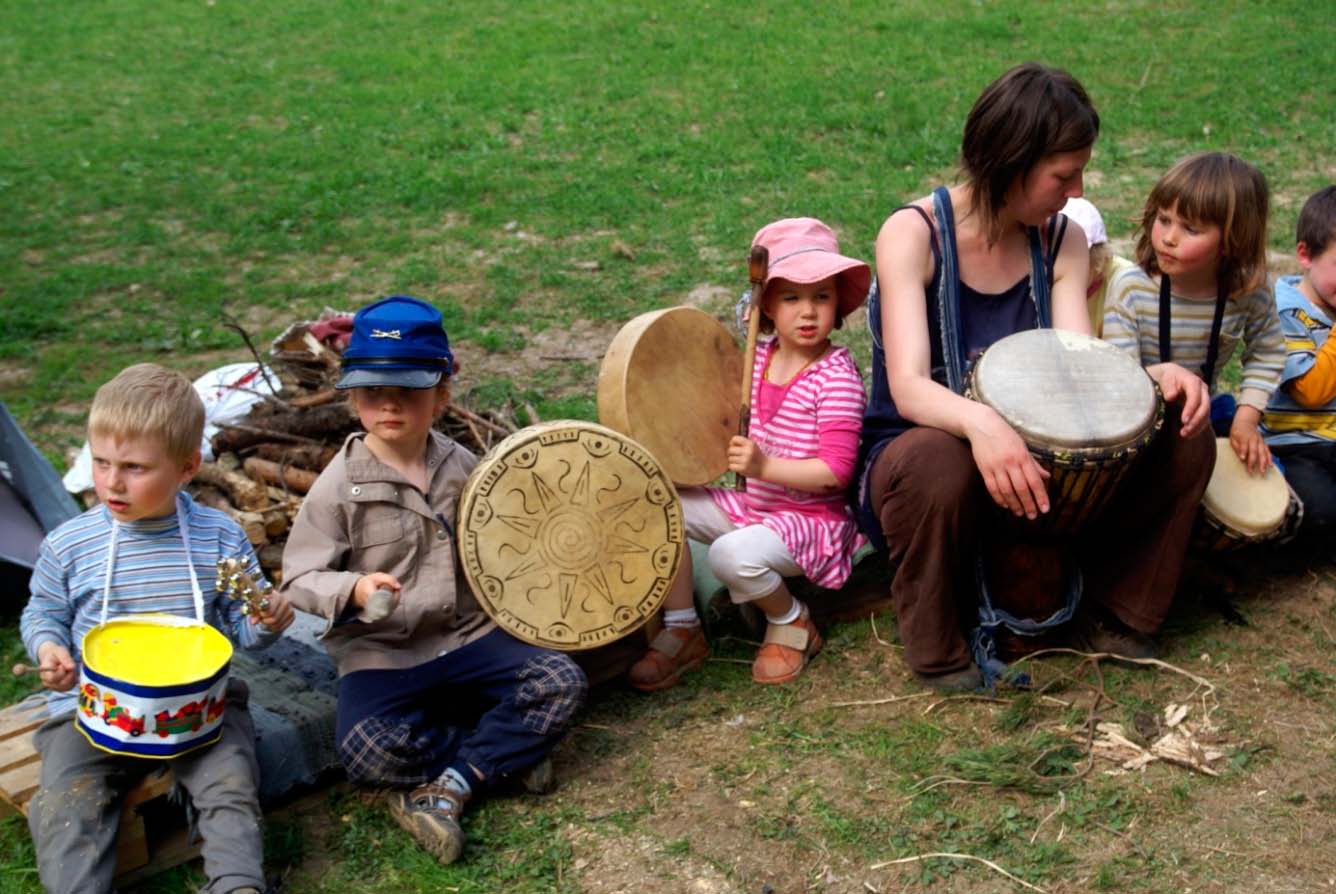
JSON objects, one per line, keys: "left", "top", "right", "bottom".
{"left": 100, "top": 492, "right": 207, "bottom": 626}
{"left": 971, "top": 555, "right": 1083, "bottom": 689}
{"left": 1158, "top": 274, "right": 1229, "bottom": 386}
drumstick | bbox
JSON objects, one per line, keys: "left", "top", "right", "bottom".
{"left": 12, "top": 663, "right": 59, "bottom": 678}
{"left": 735, "top": 245, "right": 769, "bottom": 492}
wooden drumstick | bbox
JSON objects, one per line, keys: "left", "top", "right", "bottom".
{"left": 736, "top": 245, "right": 769, "bottom": 492}
{"left": 12, "top": 663, "right": 58, "bottom": 678}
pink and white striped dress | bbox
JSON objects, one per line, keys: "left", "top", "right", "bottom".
{"left": 708, "top": 338, "right": 867, "bottom": 589}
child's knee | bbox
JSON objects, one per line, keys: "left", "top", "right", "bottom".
{"left": 515, "top": 652, "right": 587, "bottom": 736}
{"left": 337, "top": 715, "right": 422, "bottom": 787}
{"left": 706, "top": 537, "right": 782, "bottom": 600}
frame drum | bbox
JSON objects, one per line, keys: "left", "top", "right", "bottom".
{"left": 1196, "top": 437, "right": 1303, "bottom": 550}
{"left": 968, "top": 329, "right": 1164, "bottom": 536}
{"left": 459, "top": 421, "right": 684, "bottom": 651}
{"left": 598, "top": 306, "right": 742, "bottom": 487}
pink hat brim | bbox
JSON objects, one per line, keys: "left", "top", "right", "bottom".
{"left": 764, "top": 250, "right": 872, "bottom": 318}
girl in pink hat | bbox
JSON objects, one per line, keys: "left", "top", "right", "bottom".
{"left": 629, "top": 217, "right": 870, "bottom": 688}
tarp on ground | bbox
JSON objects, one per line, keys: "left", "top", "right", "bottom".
{"left": 0, "top": 402, "right": 80, "bottom": 570}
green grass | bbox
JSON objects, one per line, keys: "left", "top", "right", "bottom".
{"left": 4, "top": 2, "right": 1336, "bottom": 891}
{"left": 4, "top": 0, "right": 1334, "bottom": 462}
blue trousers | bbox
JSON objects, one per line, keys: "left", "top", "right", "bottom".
{"left": 335, "top": 628, "right": 586, "bottom": 792}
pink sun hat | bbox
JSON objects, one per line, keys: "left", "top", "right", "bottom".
{"left": 751, "top": 217, "right": 872, "bottom": 318}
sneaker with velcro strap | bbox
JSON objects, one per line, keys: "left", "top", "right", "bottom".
{"left": 386, "top": 784, "right": 466, "bottom": 864}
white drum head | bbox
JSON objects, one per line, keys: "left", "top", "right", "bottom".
{"left": 972, "top": 329, "right": 1158, "bottom": 449}
{"left": 1202, "top": 437, "right": 1290, "bottom": 535}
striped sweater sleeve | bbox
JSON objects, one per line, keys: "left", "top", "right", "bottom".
{"left": 1236, "top": 287, "right": 1286, "bottom": 410}
{"left": 1101, "top": 266, "right": 1151, "bottom": 363}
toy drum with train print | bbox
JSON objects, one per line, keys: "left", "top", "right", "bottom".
{"left": 76, "top": 614, "right": 233, "bottom": 758}
{"left": 1194, "top": 437, "right": 1303, "bottom": 550}
{"left": 966, "top": 328, "right": 1164, "bottom": 537}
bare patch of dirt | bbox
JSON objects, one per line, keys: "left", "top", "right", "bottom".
{"left": 453, "top": 319, "right": 621, "bottom": 393}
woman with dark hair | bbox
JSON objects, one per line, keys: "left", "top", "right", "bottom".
{"left": 856, "top": 63, "right": 1215, "bottom": 691}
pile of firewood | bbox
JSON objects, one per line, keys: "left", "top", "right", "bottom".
{"left": 189, "top": 315, "right": 530, "bottom": 582}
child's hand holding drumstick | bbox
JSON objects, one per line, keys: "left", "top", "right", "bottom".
{"left": 13, "top": 642, "right": 78, "bottom": 691}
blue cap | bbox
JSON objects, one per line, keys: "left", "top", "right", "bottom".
{"left": 336, "top": 295, "right": 455, "bottom": 390}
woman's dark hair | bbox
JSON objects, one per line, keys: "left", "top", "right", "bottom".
{"left": 961, "top": 62, "right": 1100, "bottom": 236}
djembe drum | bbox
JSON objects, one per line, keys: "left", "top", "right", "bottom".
{"left": 967, "top": 328, "right": 1164, "bottom": 538}
{"left": 966, "top": 329, "right": 1164, "bottom": 661}
{"left": 1195, "top": 437, "right": 1303, "bottom": 550}
{"left": 597, "top": 306, "right": 742, "bottom": 487}
{"left": 458, "top": 421, "right": 684, "bottom": 651}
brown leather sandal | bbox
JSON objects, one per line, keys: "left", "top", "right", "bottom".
{"left": 751, "top": 608, "right": 822, "bottom": 684}
{"left": 627, "top": 626, "right": 709, "bottom": 691}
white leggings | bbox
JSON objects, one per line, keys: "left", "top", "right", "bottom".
{"left": 680, "top": 488, "right": 801, "bottom": 603}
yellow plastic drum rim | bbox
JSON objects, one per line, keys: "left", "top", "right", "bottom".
{"left": 82, "top": 615, "right": 233, "bottom": 685}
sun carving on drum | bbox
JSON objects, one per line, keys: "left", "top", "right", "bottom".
{"left": 458, "top": 421, "right": 684, "bottom": 651}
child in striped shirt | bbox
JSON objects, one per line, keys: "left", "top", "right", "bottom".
{"left": 1262, "top": 186, "right": 1336, "bottom": 538}
{"left": 628, "top": 217, "right": 869, "bottom": 689}
{"left": 1103, "top": 152, "right": 1285, "bottom": 475}
{"left": 20, "top": 363, "right": 292, "bottom": 894}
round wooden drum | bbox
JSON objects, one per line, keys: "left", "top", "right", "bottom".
{"left": 967, "top": 329, "right": 1164, "bottom": 536}
{"left": 1196, "top": 438, "right": 1303, "bottom": 550}
{"left": 77, "top": 615, "right": 233, "bottom": 758}
{"left": 459, "top": 421, "right": 685, "bottom": 651}
{"left": 598, "top": 306, "right": 742, "bottom": 487}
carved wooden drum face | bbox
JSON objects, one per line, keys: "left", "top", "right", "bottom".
{"left": 458, "top": 421, "right": 684, "bottom": 651}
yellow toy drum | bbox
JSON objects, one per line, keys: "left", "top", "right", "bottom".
{"left": 76, "top": 615, "right": 233, "bottom": 759}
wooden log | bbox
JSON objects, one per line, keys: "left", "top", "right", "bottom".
{"left": 253, "top": 443, "right": 337, "bottom": 472}
{"left": 243, "top": 457, "right": 319, "bottom": 494}
{"left": 257, "top": 543, "right": 285, "bottom": 573}
{"left": 211, "top": 404, "right": 355, "bottom": 455}
{"left": 234, "top": 511, "right": 269, "bottom": 547}
{"left": 262, "top": 508, "right": 289, "bottom": 539}
{"left": 289, "top": 389, "right": 340, "bottom": 409}
{"left": 195, "top": 463, "right": 268, "bottom": 512}
{"left": 191, "top": 485, "right": 233, "bottom": 514}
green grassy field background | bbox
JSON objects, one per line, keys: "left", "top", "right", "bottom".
{"left": 2, "top": 2, "right": 1335, "bottom": 892}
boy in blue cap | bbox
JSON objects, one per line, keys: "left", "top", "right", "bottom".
{"left": 280, "top": 296, "right": 588, "bottom": 864}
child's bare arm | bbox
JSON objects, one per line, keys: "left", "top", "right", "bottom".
{"left": 727, "top": 436, "right": 843, "bottom": 493}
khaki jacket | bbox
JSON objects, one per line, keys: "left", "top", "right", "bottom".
{"left": 280, "top": 430, "right": 494, "bottom": 675}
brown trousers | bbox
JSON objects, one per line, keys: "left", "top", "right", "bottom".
{"left": 867, "top": 406, "right": 1215, "bottom": 675}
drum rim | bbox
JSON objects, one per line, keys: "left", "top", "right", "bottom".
{"left": 969, "top": 329, "right": 1163, "bottom": 453}
{"left": 81, "top": 615, "right": 234, "bottom": 685}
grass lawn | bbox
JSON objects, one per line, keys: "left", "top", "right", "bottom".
{"left": 2, "top": 1, "right": 1335, "bottom": 891}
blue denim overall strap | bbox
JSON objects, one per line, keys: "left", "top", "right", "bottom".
{"left": 930, "top": 186, "right": 1055, "bottom": 392}
{"left": 970, "top": 554, "right": 1083, "bottom": 689}
{"left": 930, "top": 186, "right": 968, "bottom": 394}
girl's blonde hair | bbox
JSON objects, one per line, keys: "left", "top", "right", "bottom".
{"left": 1134, "top": 152, "right": 1269, "bottom": 298}
{"left": 89, "top": 363, "right": 205, "bottom": 463}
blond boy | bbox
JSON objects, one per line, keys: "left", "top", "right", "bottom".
{"left": 20, "top": 363, "right": 292, "bottom": 894}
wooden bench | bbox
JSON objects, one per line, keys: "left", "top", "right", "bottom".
{"left": 0, "top": 698, "right": 199, "bottom": 884}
